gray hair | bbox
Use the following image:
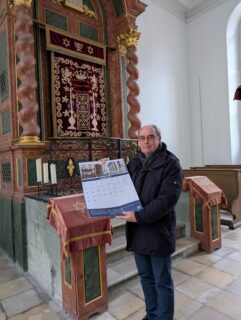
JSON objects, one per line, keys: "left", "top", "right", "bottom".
{"left": 138, "top": 125, "right": 161, "bottom": 138}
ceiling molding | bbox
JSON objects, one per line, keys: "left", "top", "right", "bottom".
{"left": 184, "top": 0, "right": 227, "bottom": 21}
{"left": 149, "top": 0, "right": 226, "bottom": 22}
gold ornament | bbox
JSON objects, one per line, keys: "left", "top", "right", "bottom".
{"left": 117, "top": 29, "right": 141, "bottom": 54}
{"left": 67, "top": 158, "right": 75, "bottom": 177}
{"left": 8, "top": 0, "right": 32, "bottom": 7}
{"left": 83, "top": 4, "right": 95, "bottom": 18}
{"left": 125, "top": 29, "right": 140, "bottom": 47}
{"left": 17, "top": 136, "right": 44, "bottom": 145}
{"left": 117, "top": 33, "right": 127, "bottom": 55}
{"left": 51, "top": 0, "right": 65, "bottom": 5}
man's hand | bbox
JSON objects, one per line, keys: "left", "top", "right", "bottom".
{"left": 116, "top": 211, "right": 137, "bottom": 222}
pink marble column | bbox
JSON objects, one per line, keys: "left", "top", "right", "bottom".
{"left": 13, "top": 1, "right": 41, "bottom": 144}
{"left": 126, "top": 44, "right": 141, "bottom": 139}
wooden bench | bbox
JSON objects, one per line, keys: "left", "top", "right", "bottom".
{"left": 184, "top": 168, "right": 241, "bottom": 229}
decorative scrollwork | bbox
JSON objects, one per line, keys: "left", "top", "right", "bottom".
{"left": 51, "top": 0, "right": 96, "bottom": 18}
{"left": 83, "top": 4, "right": 95, "bottom": 18}
{"left": 8, "top": 0, "right": 32, "bottom": 7}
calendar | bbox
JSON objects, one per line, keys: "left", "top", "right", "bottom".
{"left": 79, "top": 159, "right": 143, "bottom": 217}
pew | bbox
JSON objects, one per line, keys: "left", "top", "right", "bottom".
{"left": 184, "top": 168, "right": 241, "bottom": 229}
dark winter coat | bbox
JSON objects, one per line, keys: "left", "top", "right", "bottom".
{"left": 126, "top": 142, "right": 183, "bottom": 256}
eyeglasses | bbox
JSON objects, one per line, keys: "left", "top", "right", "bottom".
{"left": 138, "top": 135, "right": 158, "bottom": 142}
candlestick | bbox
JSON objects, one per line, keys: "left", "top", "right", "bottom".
{"left": 36, "top": 158, "right": 42, "bottom": 183}
{"left": 43, "top": 163, "right": 49, "bottom": 184}
{"left": 50, "top": 163, "right": 57, "bottom": 184}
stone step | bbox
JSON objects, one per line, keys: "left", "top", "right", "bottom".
{"left": 110, "top": 218, "right": 186, "bottom": 239}
{"left": 107, "top": 236, "right": 200, "bottom": 293}
{"left": 107, "top": 221, "right": 187, "bottom": 264}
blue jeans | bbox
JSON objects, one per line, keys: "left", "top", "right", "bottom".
{"left": 134, "top": 252, "right": 174, "bottom": 320}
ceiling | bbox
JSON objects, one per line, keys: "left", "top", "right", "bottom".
{"left": 176, "top": 0, "right": 224, "bottom": 17}
{"left": 157, "top": 0, "right": 224, "bottom": 20}
{"left": 149, "top": 0, "right": 225, "bottom": 20}
{"left": 177, "top": 0, "right": 208, "bottom": 9}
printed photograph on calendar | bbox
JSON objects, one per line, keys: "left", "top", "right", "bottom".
{"left": 78, "top": 158, "right": 142, "bottom": 217}
{"left": 79, "top": 158, "right": 128, "bottom": 180}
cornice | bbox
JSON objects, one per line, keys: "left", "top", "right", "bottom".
{"left": 149, "top": 0, "right": 225, "bottom": 22}
{"left": 185, "top": 0, "right": 226, "bottom": 21}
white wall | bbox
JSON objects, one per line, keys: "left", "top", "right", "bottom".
{"left": 137, "top": 0, "right": 241, "bottom": 167}
{"left": 187, "top": 0, "right": 240, "bottom": 165}
{"left": 137, "top": 0, "right": 191, "bottom": 169}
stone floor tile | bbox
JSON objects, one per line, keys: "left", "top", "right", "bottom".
{"left": 212, "top": 247, "right": 234, "bottom": 257}
{"left": 0, "top": 267, "right": 20, "bottom": 285}
{"left": 124, "top": 279, "right": 144, "bottom": 300}
{"left": 0, "top": 257, "right": 14, "bottom": 271}
{"left": 172, "top": 270, "right": 190, "bottom": 287}
{"left": 222, "top": 238, "right": 241, "bottom": 250}
{"left": 0, "top": 309, "right": 6, "bottom": 320}
{"left": 207, "top": 290, "right": 241, "bottom": 320}
{"left": 1, "top": 289, "right": 43, "bottom": 318}
{"left": 186, "top": 306, "right": 232, "bottom": 320}
{"left": 173, "top": 258, "right": 208, "bottom": 276}
{"left": 213, "top": 258, "right": 241, "bottom": 276}
{"left": 90, "top": 311, "right": 116, "bottom": 320}
{"left": 190, "top": 252, "right": 222, "bottom": 265}
{"left": 176, "top": 277, "right": 221, "bottom": 303}
{"left": 226, "top": 277, "right": 241, "bottom": 297}
{"left": 124, "top": 307, "right": 146, "bottom": 320}
{"left": 174, "top": 290, "right": 202, "bottom": 320}
{"left": 8, "top": 304, "right": 60, "bottom": 320}
{"left": 195, "top": 267, "right": 237, "bottom": 289}
{"left": 108, "top": 291, "right": 144, "bottom": 320}
{"left": 224, "top": 232, "right": 241, "bottom": 242}
{"left": 0, "top": 277, "right": 32, "bottom": 300}
{"left": 225, "top": 251, "right": 241, "bottom": 263}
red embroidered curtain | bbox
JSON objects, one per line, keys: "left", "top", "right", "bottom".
{"left": 52, "top": 52, "right": 107, "bottom": 137}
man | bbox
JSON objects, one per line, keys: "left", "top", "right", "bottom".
{"left": 117, "top": 125, "right": 183, "bottom": 320}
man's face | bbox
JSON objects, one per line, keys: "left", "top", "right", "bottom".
{"left": 138, "top": 126, "right": 161, "bottom": 157}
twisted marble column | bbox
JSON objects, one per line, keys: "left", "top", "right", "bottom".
{"left": 12, "top": 0, "right": 41, "bottom": 144}
{"left": 117, "top": 29, "right": 141, "bottom": 139}
{"left": 126, "top": 44, "right": 141, "bottom": 139}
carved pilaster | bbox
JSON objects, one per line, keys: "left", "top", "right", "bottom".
{"left": 117, "top": 29, "right": 141, "bottom": 139}
{"left": 10, "top": 0, "right": 42, "bottom": 144}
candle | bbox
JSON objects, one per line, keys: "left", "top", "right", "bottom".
{"left": 43, "top": 163, "right": 49, "bottom": 184}
{"left": 36, "top": 158, "right": 42, "bottom": 183}
{"left": 50, "top": 163, "right": 57, "bottom": 184}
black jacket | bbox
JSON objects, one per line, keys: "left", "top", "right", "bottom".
{"left": 126, "top": 142, "right": 183, "bottom": 256}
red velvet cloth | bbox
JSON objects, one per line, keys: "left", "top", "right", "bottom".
{"left": 53, "top": 52, "right": 107, "bottom": 138}
{"left": 46, "top": 194, "right": 112, "bottom": 258}
{"left": 47, "top": 28, "right": 105, "bottom": 64}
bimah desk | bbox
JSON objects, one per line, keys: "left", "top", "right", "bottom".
{"left": 47, "top": 193, "right": 112, "bottom": 320}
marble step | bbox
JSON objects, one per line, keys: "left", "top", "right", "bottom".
{"left": 110, "top": 218, "right": 186, "bottom": 239}
{"left": 107, "top": 236, "right": 200, "bottom": 292}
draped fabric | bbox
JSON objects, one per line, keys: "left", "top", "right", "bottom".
{"left": 183, "top": 176, "right": 228, "bottom": 208}
{"left": 46, "top": 194, "right": 112, "bottom": 259}
{"left": 52, "top": 52, "right": 107, "bottom": 137}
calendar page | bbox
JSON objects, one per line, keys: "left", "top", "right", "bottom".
{"left": 79, "top": 159, "right": 143, "bottom": 217}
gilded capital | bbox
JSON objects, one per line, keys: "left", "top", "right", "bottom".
{"left": 117, "top": 29, "right": 141, "bottom": 54}
{"left": 117, "top": 33, "right": 127, "bottom": 55}
{"left": 8, "top": 0, "right": 32, "bottom": 7}
{"left": 125, "top": 29, "right": 141, "bottom": 47}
